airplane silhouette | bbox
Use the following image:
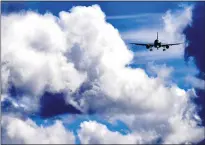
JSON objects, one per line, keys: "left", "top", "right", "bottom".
{"left": 130, "top": 32, "right": 182, "bottom": 51}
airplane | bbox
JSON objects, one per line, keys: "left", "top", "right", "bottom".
{"left": 130, "top": 32, "right": 182, "bottom": 51}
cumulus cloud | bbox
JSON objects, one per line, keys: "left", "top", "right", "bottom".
{"left": 164, "top": 114, "right": 204, "bottom": 144}
{"left": 1, "top": 4, "right": 204, "bottom": 144}
{"left": 78, "top": 115, "right": 204, "bottom": 144}
{"left": 104, "top": 87, "right": 204, "bottom": 143}
{"left": 1, "top": 115, "right": 75, "bottom": 144}
{"left": 1, "top": 11, "right": 87, "bottom": 97}
{"left": 78, "top": 120, "right": 139, "bottom": 144}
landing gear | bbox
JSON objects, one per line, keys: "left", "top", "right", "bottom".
{"left": 150, "top": 49, "right": 153, "bottom": 51}
{"left": 163, "top": 49, "right": 166, "bottom": 51}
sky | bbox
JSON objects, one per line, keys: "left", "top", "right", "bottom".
{"left": 1, "top": 1, "right": 205, "bottom": 144}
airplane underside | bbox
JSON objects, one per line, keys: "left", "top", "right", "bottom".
{"left": 147, "top": 46, "right": 169, "bottom": 51}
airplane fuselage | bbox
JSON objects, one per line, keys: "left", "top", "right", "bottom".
{"left": 154, "top": 39, "right": 161, "bottom": 48}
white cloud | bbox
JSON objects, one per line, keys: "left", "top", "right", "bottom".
{"left": 164, "top": 114, "right": 204, "bottom": 144}
{"left": 122, "top": 5, "right": 193, "bottom": 60}
{"left": 105, "top": 90, "right": 205, "bottom": 144}
{"left": 1, "top": 115, "right": 75, "bottom": 144}
{"left": 78, "top": 120, "right": 139, "bottom": 144}
{"left": 146, "top": 61, "right": 174, "bottom": 80}
{"left": 1, "top": 4, "right": 204, "bottom": 145}
{"left": 1, "top": 11, "right": 87, "bottom": 98}
{"left": 78, "top": 117, "right": 204, "bottom": 144}
{"left": 185, "top": 75, "right": 205, "bottom": 90}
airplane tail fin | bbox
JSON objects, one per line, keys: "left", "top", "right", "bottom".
{"left": 157, "top": 32, "right": 158, "bottom": 40}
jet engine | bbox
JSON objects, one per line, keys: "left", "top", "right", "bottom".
{"left": 146, "top": 44, "right": 150, "bottom": 49}
{"left": 166, "top": 45, "right": 169, "bottom": 49}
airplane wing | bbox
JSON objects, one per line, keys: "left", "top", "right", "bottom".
{"left": 130, "top": 43, "right": 154, "bottom": 47}
{"left": 161, "top": 43, "right": 183, "bottom": 46}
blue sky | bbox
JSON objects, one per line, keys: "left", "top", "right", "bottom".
{"left": 1, "top": 2, "right": 194, "bottom": 31}
{"left": 1, "top": 1, "right": 205, "bottom": 144}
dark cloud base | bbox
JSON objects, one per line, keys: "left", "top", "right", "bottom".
{"left": 184, "top": 2, "right": 205, "bottom": 144}
{"left": 184, "top": 2, "right": 205, "bottom": 74}
{"left": 40, "top": 92, "right": 82, "bottom": 118}
{"left": 1, "top": 85, "right": 82, "bottom": 118}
